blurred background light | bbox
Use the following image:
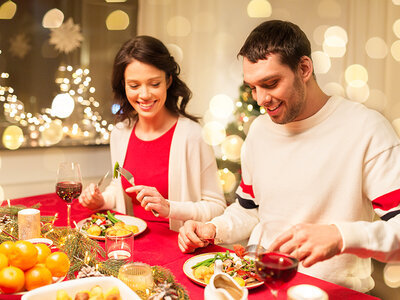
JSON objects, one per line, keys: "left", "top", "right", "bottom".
{"left": 345, "top": 64, "right": 369, "bottom": 87}
{"left": 311, "top": 51, "right": 331, "bottom": 74}
{"left": 221, "top": 135, "right": 244, "bottom": 161}
{"left": 202, "top": 121, "right": 226, "bottom": 146}
{"left": 2, "top": 125, "right": 24, "bottom": 150}
{"left": 42, "top": 8, "right": 64, "bottom": 28}
{"left": 106, "top": 10, "right": 129, "bottom": 30}
{"left": 391, "top": 40, "right": 400, "bottom": 61}
{"left": 247, "top": 0, "right": 272, "bottom": 18}
{"left": 322, "top": 82, "right": 345, "bottom": 97}
{"left": 209, "top": 94, "right": 234, "bottom": 119}
{"left": 218, "top": 168, "right": 237, "bottom": 193}
{"left": 51, "top": 93, "right": 75, "bottom": 118}
{"left": 0, "top": 0, "right": 17, "bottom": 19}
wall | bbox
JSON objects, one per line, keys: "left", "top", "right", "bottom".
{"left": 0, "top": 145, "right": 110, "bottom": 200}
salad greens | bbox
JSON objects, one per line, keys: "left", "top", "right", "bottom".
{"left": 113, "top": 161, "right": 120, "bottom": 179}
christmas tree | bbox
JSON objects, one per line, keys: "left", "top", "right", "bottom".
{"left": 216, "top": 84, "right": 265, "bottom": 203}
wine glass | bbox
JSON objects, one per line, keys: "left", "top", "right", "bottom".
{"left": 55, "top": 162, "right": 83, "bottom": 228}
{"left": 255, "top": 221, "right": 299, "bottom": 299}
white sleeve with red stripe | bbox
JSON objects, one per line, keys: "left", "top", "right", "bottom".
{"left": 335, "top": 145, "right": 400, "bottom": 262}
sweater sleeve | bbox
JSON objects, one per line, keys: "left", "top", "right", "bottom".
{"left": 168, "top": 124, "right": 226, "bottom": 221}
{"left": 335, "top": 123, "right": 400, "bottom": 262}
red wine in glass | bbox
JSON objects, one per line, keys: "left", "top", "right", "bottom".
{"left": 256, "top": 252, "right": 298, "bottom": 298}
{"left": 56, "top": 181, "right": 82, "bottom": 203}
{"left": 56, "top": 162, "right": 82, "bottom": 228}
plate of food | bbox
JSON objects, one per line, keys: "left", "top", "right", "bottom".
{"left": 183, "top": 250, "right": 263, "bottom": 289}
{"left": 77, "top": 211, "right": 147, "bottom": 240}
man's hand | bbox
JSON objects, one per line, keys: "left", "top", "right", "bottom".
{"left": 79, "top": 183, "right": 105, "bottom": 210}
{"left": 269, "top": 223, "right": 343, "bottom": 267}
{"left": 178, "top": 220, "right": 217, "bottom": 253}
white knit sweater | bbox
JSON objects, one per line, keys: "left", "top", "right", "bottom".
{"left": 100, "top": 116, "right": 226, "bottom": 231}
{"left": 211, "top": 96, "right": 400, "bottom": 292}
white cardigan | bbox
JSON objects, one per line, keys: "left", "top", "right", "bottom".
{"left": 100, "top": 117, "right": 226, "bottom": 231}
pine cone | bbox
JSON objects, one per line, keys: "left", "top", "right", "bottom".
{"left": 148, "top": 281, "right": 178, "bottom": 300}
{"left": 77, "top": 266, "right": 105, "bottom": 279}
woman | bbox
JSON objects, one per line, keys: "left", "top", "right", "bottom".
{"left": 79, "top": 36, "right": 226, "bottom": 231}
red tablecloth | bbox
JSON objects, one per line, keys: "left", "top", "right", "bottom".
{"left": 1, "top": 193, "right": 379, "bottom": 299}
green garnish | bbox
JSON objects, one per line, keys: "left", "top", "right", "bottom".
{"left": 113, "top": 161, "right": 120, "bottom": 179}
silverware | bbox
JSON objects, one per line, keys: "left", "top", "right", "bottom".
{"left": 116, "top": 166, "right": 160, "bottom": 217}
{"left": 97, "top": 171, "right": 109, "bottom": 188}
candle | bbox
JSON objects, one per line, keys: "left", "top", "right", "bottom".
{"left": 18, "top": 208, "right": 41, "bottom": 240}
{"left": 287, "top": 284, "right": 329, "bottom": 300}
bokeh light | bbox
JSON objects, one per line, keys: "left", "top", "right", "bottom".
{"left": 106, "top": 10, "right": 129, "bottom": 30}
{"left": 167, "top": 16, "right": 191, "bottom": 37}
{"left": 322, "top": 82, "right": 345, "bottom": 97}
{"left": 317, "top": 0, "right": 341, "bottom": 18}
{"left": 346, "top": 82, "right": 370, "bottom": 103}
{"left": 202, "top": 121, "right": 226, "bottom": 146}
{"left": 2, "top": 125, "right": 24, "bottom": 150}
{"left": 218, "top": 168, "right": 237, "bottom": 194}
{"left": 0, "top": 0, "right": 17, "bottom": 19}
{"left": 393, "top": 118, "right": 400, "bottom": 137}
{"left": 247, "top": 0, "right": 272, "bottom": 18}
{"left": 41, "top": 119, "right": 63, "bottom": 146}
{"left": 345, "top": 64, "right": 368, "bottom": 87}
{"left": 209, "top": 94, "right": 234, "bottom": 119}
{"left": 393, "top": 19, "right": 400, "bottom": 38}
{"left": 51, "top": 93, "right": 75, "bottom": 118}
{"left": 42, "top": 8, "right": 64, "bottom": 28}
{"left": 391, "top": 40, "right": 400, "bottom": 61}
{"left": 166, "top": 43, "right": 183, "bottom": 64}
{"left": 365, "top": 37, "right": 388, "bottom": 59}
{"left": 384, "top": 263, "right": 400, "bottom": 288}
{"left": 393, "top": 0, "right": 400, "bottom": 5}
{"left": 323, "top": 26, "right": 348, "bottom": 57}
{"left": 311, "top": 51, "right": 331, "bottom": 74}
{"left": 221, "top": 135, "right": 244, "bottom": 161}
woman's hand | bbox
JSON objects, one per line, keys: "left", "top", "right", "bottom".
{"left": 126, "top": 185, "right": 170, "bottom": 218}
{"left": 78, "top": 183, "right": 105, "bottom": 210}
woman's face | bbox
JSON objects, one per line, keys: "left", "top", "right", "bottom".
{"left": 124, "top": 59, "right": 170, "bottom": 120}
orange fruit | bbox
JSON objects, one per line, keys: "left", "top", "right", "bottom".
{"left": 45, "top": 251, "right": 70, "bottom": 277}
{"left": 0, "top": 253, "right": 8, "bottom": 270}
{"left": 24, "top": 265, "right": 53, "bottom": 291}
{"left": 8, "top": 241, "right": 38, "bottom": 271}
{"left": 0, "top": 241, "right": 15, "bottom": 258}
{"left": 0, "top": 266, "right": 25, "bottom": 293}
{"left": 35, "top": 244, "right": 52, "bottom": 264}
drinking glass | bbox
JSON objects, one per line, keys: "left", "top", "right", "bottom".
{"left": 105, "top": 229, "right": 134, "bottom": 260}
{"left": 55, "top": 162, "right": 83, "bottom": 228}
{"left": 255, "top": 221, "right": 299, "bottom": 299}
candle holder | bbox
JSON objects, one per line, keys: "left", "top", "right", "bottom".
{"left": 18, "top": 208, "right": 41, "bottom": 240}
{"left": 118, "top": 262, "right": 154, "bottom": 297}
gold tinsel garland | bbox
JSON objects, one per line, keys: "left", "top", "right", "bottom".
{"left": 0, "top": 205, "right": 189, "bottom": 299}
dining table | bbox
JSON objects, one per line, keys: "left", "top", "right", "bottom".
{"left": 0, "top": 193, "right": 380, "bottom": 300}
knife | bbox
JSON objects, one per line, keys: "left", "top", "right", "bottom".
{"left": 117, "top": 166, "right": 160, "bottom": 217}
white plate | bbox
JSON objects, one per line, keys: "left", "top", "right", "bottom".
{"left": 77, "top": 215, "right": 147, "bottom": 240}
{"left": 25, "top": 238, "right": 53, "bottom": 246}
{"left": 21, "top": 276, "right": 141, "bottom": 300}
{"left": 183, "top": 252, "right": 264, "bottom": 289}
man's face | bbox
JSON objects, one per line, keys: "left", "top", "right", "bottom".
{"left": 243, "top": 54, "right": 307, "bottom": 124}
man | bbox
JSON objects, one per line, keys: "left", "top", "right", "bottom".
{"left": 178, "top": 20, "right": 400, "bottom": 292}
